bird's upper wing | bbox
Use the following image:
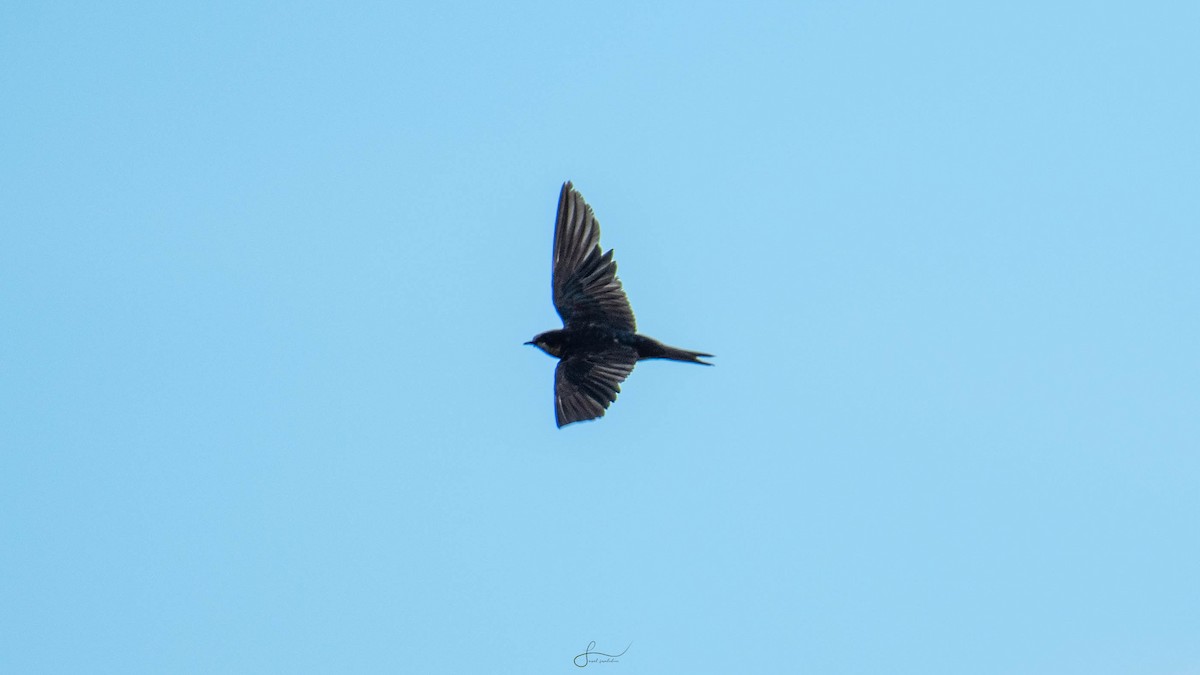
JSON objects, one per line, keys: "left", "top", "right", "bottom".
{"left": 554, "top": 347, "right": 639, "bottom": 427}
{"left": 552, "top": 182, "right": 637, "bottom": 332}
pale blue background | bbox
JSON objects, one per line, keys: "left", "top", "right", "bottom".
{"left": 3, "top": 2, "right": 1197, "bottom": 673}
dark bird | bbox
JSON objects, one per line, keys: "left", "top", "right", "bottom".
{"left": 527, "top": 182, "right": 713, "bottom": 427}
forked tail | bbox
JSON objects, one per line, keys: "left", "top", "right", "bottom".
{"left": 639, "top": 338, "right": 714, "bottom": 365}
{"left": 662, "top": 345, "right": 714, "bottom": 365}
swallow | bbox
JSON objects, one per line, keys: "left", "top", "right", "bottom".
{"left": 527, "top": 182, "right": 712, "bottom": 427}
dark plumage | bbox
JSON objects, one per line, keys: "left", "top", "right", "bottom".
{"left": 526, "top": 182, "right": 713, "bottom": 427}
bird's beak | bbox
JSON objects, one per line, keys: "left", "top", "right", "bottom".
{"left": 523, "top": 341, "right": 535, "bottom": 346}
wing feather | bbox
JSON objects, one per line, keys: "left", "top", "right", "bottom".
{"left": 552, "top": 183, "right": 637, "bottom": 332}
{"left": 554, "top": 347, "right": 638, "bottom": 427}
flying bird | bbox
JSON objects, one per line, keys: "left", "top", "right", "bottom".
{"left": 527, "top": 182, "right": 713, "bottom": 427}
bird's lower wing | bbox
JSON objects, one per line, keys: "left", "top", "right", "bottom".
{"left": 554, "top": 348, "right": 638, "bottom": 427}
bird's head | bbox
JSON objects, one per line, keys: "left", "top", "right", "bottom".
{"left": 525, "top": 330, "right": 564, "bottom": 358}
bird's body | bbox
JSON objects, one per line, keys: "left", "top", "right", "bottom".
{"left": 527, "top": 182, "right": 712, "bottom": 427}
{"left": 529, "top": 327, "right": 711, "bottom": 364}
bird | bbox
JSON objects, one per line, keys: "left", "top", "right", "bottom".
{"left": 526, "top": 181, "right": 713, "bottom": 427}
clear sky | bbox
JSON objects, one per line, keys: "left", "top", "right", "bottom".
{"left": 2, "top": 2, "right": 1197, "bottom": 673}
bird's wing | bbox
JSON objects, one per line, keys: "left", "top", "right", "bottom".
{"left": 552, "top": 182, "right": 637, "bottom": 332}
{"left": 554, "top": 347, "right": 639, "bottom": 427}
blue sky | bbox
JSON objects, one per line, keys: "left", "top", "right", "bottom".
{"left": 2, "top": 2, "right": 1197, "bottom": 673}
